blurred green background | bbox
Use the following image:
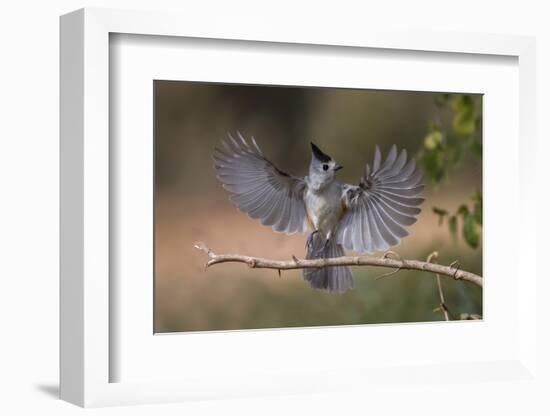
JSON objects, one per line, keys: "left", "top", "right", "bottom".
{"left": 154, "top": 81, "right": 482, "bottom": 333}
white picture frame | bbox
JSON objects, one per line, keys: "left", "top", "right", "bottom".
{"left": 60, "top": 7, "right": 537, "bottom": 407}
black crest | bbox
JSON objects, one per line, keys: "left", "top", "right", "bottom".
{"left": 310, "top": 142, "right": 332, "bottom": 163}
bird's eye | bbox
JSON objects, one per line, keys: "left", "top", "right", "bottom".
{"left": 322, "top": 164, "right": 329, "bottom": 171}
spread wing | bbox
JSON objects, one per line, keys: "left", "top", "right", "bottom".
{"left": 336, "top": 145, "right": 424, "bottom": 253}
{"left": 214, "top": 133, "right": 308, "bottom": 235}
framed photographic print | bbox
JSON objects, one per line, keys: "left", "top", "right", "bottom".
{"left": 153, "top": 81, "right": 482, "bottom": 333}
{"left": 60, "top": 8, "right": 537, "bottom": 407}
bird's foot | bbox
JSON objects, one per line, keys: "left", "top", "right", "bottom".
{"left": 305, "top": 230, "right": 319, "bottom": 251}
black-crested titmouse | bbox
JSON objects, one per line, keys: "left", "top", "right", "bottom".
{"left": 214, "top": 133, "right": 424, "bottom": 293}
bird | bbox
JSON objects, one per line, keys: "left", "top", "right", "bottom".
{"left": 213, "top": 132, "right": 424, "bottom": 294}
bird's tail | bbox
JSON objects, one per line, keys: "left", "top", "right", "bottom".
{"left": 303, "top": 232, "right": 354, "bottom": 294}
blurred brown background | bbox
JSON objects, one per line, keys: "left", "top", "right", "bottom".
{"left": 154, "top": 81, "right": 482, "bottom": 333}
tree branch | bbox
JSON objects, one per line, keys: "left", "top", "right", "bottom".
{"left": 193, "top": 242, "right": 483, "bottom": 287}
{"left": 427, "top": 251, "right": 451, "bottom": 320}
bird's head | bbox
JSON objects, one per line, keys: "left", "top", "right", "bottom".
{"left": 309, "top": 142, "right": 343, "bottom": 184}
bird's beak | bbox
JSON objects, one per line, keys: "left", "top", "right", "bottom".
{"left": 334, "top": 165, "right": 344, "bottom": 171}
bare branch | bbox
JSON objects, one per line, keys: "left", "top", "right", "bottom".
{"left": 193, "top": 242, "right": 483, "bottom": 287}
{"left": 427, "top": 251, "right": 450, "bottom": 321}
{"left": 459, "top": 313, "right": 482, "bottom": 320}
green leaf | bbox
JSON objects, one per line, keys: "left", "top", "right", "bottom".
{"left": 463, "top": 213, "right": 479, "bottom": 249}
{"left": 470, "top": 138, "right": 482, "bottom": 158}
{"left": 475, "top": 115, "right": 482, "bottom": 134}
{"left": 453, "top": 110, "right": 476, "bottom": 135}
{"left": 424, "top": 130, "right": 443, "bottom": 150}
{"left": 449, "top": 142, "right": 465, "bottom": 165}
{"left": 448, "top": 215, "right": 457, "bottom": 240}
{"left": 433, "top": 207, "right": 448, "bottom": 216}
{"left": 457, "top": 204, "right": 469, "bottom": 217}
{"left": 451, "top": 95, "right": 477, "bottom": 135}
{"left": 451, "top": 95, "right": 473, "bottom": 113}
{"left": 473, "top": 201, "right": 482, "bottom": 225}
{"left": 471, "top": 191, "right": 483, "bottom": 225}
{"left": 432, "top": 207, "right": 448, "bottom": 225}
{"left": 421, "top": 149, "right": 445, "bottom": 183}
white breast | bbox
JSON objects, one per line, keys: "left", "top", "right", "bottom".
{"left": 304, "top": 181, "right": 344, "bottom": 238}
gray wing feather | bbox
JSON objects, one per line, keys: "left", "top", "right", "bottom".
{"left": 337, "top": 145, "right": 424, "bottom": 253}
{"left": 214, "top": 133, "right": 308, "bottom": 235}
